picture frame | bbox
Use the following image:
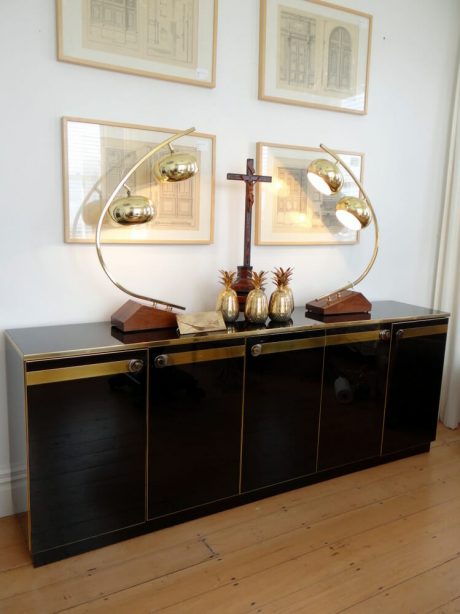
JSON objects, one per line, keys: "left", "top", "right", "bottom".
{"left": 62, "top": 117, "right": 215, "bottom": 244}
{"left": 255, "top": 142, "right": 364, "bottom": 245}
{"left": 57, "top": 0, "right": 218, "bottom": 88}
{"left": 259, "top": 0, "right": 372, "bottom": 114}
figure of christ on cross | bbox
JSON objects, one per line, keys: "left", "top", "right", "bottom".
{"left": 227, "top": 158, "right": 272, "bottom": 309}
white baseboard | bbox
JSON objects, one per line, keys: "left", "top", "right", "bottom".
{"left": 0, "top": 466, "right": 27, "bottom": 518}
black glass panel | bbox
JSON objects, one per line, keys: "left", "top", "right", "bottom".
{"left": 318, "top": 325, "right": 390, "bottom": 470}
{"left": 383, "top": 320, "right": 448, "bottom": 454}
{"left": 148, "top": 341, "right": 244, "bottom": 518}
{"left": 242, "top": 331, "right": 324, "bottom": 492}
{"left": 27, "top": 350, "right": 146, "bottom": 554}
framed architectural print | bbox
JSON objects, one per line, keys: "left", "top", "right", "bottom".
{"left": 63, "top": 117, "right": 215, "bottom": 244}
{"left": 255, "top": 142, "right": 364, "bottom": 245}
{"left": 57, "top": 0, "right": 218, "bottom": 88}
{"left": 259, "top": 0, "right": 372, "bottom": 114}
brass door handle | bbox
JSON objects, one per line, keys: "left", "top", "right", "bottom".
{"left": 128, "top": 359, "right": 144, "bottom": 373}
{"left": 325, "top": 330, "right": 381, "bottom": 347}
{"left": 395, "top": 324, "right": 447, "bottom": 340}
{"left": 154, "top": 354, "right": 169, "bottom": 369}
{"left": 27, "top": 358, "right": 145, "bottom": 386}
{"left": 250, "top": 337, "right": 324, "bottom": 356}
{"left": 154, "top": 346, "right": 244, "bottom": 368}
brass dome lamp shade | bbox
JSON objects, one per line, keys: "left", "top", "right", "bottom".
{"left": 305, "top": 143, "right": 379, "bottom": 316}
{"left": 306, "top": 158, "right": 344, "bottom": 195}
{"left": 96, "top": 126, "right": 198, "bottom": 332}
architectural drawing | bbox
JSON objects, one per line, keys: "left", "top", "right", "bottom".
{"left": 105, "top": 145, "right": 141, "bottom": 197}
{"left": 146, "top": 0, "right": 197, "bottom": 66}
{"left": 83, "top": 0, "right": 198, "bottom": 68}
{"left": 155, "top": 179, "right": 196, "bottom": 228}
{"left": 327, "top": 26, "right": 353, "bottom": 91}
{"left": 278, "top": 7, "right": 316, "bottom": 91}
{"left": 277, "top": 5, "right": 358, "bottom": 96}
{"left": 84, "top": 0, "right": 140, "bottom": 54}
{"left": 273, "top": 165, "right": 349, "bottom": 234}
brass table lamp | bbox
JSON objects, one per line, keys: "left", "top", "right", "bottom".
{"left": 305, "top": 144, "right": 379, "bottom": 316}
{"left": 96, "top": 127, "right": 198, "bottom": 332}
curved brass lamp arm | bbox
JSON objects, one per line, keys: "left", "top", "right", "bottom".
{"left": 315, "top": 143, "right": 379, "bottom": 302}
{"left": 95, "top": 126, "right": 196, "bottom": 311}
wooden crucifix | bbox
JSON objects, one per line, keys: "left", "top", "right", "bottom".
{"left": 227, "top": 158, "right": 272, "bottom": 309}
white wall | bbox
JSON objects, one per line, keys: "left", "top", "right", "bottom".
{"left": 0, "top": 0, "right": 459, "bottom": 516}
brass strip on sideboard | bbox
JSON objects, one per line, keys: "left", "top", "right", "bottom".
{"left": 26, "top": 360, "right": 134, "bottom": 386}
{"left": 397, "top": 324, "right": 448, "bottom": 339}
{"left": 257, "top": 336, "right": 325, "bottom": 356}
{"left": 163, "top": 345, "right": 245, "bottom": 367}
{"left": 326, "top": 330, "right": 381, "bottom": 347}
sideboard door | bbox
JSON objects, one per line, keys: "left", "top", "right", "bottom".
{"left": 26, "top": 350, "right": 147, "bottom": 555}
{"left": 382, "top": 319, "right": 448, "bottom": 455}
{"left": 318, "top": 325, "right": 391, "bottom": 471}
{"left": 148, "top": 340, "right": 244, "bottom": 519}
{"left": 242, "top": 330, "right": 324, "bottom": 492}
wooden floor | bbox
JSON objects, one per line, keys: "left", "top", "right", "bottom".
{"left": 1, "top": 424, "right": 460, "bottom": 613}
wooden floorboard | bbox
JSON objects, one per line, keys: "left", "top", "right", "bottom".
{"left": 0, "top": 423, "right": 458, "bottom": 613}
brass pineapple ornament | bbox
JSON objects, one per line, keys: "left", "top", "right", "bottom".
{"left": 269, "top": 267, "right": 294, "bottom": 322}
{"left": 216, "top": 270, "right": 239, "bottom": 323}
{"left": 245, "top": 271, "right": 269, "bottom": 323}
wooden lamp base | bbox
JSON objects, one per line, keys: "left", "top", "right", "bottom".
{"left": 111, "top": 300, "right": 178, "bottom": 332}
{"left": 305, "top": 290, "right": 372, "bottom": 316}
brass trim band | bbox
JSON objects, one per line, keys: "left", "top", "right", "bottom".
{"left": 397, "top": 324, "right": 448, "bottom": 339}
{"left": 255, "top": 336, "right": 325, "bottom": 356}
{"left": 157, "top": 345, "right": 245, "bottom": 367}
{"left": 14, "top": 314, "right": 449, "bottom": 362}
{"left": 26, "top": 360, "right": 135, "bottom": 386}
{"left": 325, "top": 329, "right": 381, "bottom": 347}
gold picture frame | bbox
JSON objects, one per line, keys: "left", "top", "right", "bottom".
{"left": 63, "top": 117, "right": 215, "bottom": 244}
{"left": 57, "top": 0, "right": 218, "bottom": 88}
{"left": 256, "top": 142, "right": 364, "bottom": 245}
{"left": 259, "top": 0, "right": 372, "bottom": 114}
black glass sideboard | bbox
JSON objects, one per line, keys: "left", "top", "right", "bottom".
{"left": 5, "top": 301, "right": 448, "bottom": 566}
